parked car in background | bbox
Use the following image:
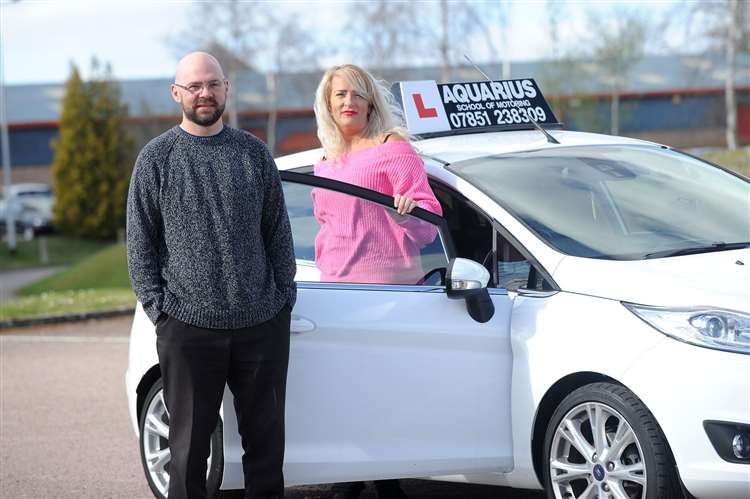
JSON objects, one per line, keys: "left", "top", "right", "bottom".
{"left": 0, "top": 183, "right": 54, "bottom": 233}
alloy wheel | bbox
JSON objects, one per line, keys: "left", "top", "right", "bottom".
{"left": 141, "top": 388, "right": 214, "bottom": 497}
{"left": 142, "top": 388, "right": 171, "bottom": 497}
{"left": 548, "top": 401, "right": 647, "bottom": 499}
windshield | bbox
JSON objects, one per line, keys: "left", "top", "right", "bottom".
{"left": 450, "top": 145, "right": 750, "bottom": 260}
{"left": 16, "top": 190, "right": 53, "bottom": 214}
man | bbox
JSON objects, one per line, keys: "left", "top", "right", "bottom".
{"left": 127, "top": 52, "right": 296, "bottom": 499}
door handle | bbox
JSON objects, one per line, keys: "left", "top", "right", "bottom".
{"left": 290, "top": 315, "right": 316, "bottom": 334}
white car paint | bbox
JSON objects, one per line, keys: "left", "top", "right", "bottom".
{"left": 554, "top": 249, "right": 750, "bottom": 311}
{"left": 622, "top": 331, "right": 750, "bottom": 498}
{"left": 223, "top": 287, "right": 514, "bottom": 488}
{"left": 127, "top": 129, "right": 750, "bottom": 498}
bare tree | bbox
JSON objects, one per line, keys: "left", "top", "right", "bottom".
{"left": 477, "top": 1, "right": 512, "bottom": 79}
{"left": 167, "top": 0, "right": 264, "bottom": 128}
{"left": 168, "top": 0, "right": 321, "bottom": 142}
{"left": 692, "top": 0, "right": 748, "bottom": 149}
{"left": 587, "top": 8, "right": 649, "bottom": 135}
{"left": 664, "top": 0, "right": 749, "bottom": 149}
{"left": 427, "top": 0, "right": 508, "bottom": 81}
{"left": 344, "top": 0, "right": 425, "bottom": 78}
{"left": 262, "top": 13, "right": 321, "bottom": 154}
{"left": 341, "top": 1, "right": 509, "bottom": 81}
{"left": 537, "top": 0, "right": 581, "bottom": 123}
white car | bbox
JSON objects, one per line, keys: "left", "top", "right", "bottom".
{"left": 126, "top": 89, "right": 749, "bottom": 499}
{"left": 0, "top": 183, "right": 54, "bottom": 232}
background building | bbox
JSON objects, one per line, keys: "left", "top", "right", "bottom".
{"left": 4, "top": 53, "right": 749, "bottom": 184}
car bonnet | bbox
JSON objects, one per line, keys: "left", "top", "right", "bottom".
{"left": 552, "top": 248, "right": 750, "bottom": 311}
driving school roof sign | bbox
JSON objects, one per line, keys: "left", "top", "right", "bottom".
{"left": 398, "top": 79, "right": 558, "bottom": 135}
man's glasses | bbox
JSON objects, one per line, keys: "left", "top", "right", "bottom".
{"left": 173, "top": 80, "right": 226, "bottom": 95}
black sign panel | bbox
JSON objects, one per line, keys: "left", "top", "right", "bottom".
{"left": 437, "top": 79, "right": 558, "bottom": 131}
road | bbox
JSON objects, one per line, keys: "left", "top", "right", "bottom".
{"left": 0, "top": 317, "right": 543, "bottom": 499}
{"left": 0, "top": 265, "right": 66, "bottom": 301}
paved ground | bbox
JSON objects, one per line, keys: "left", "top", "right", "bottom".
{"left": 0, "top": 265, "right": 66, "bottom": 301}
{"left": 0, "top": 317, "right": 544, "bottom": 499}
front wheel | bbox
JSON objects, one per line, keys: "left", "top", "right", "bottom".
{"left": 543, "top": 382, "right": 681, "bottom": 499}
{"left": 139, "top": 378, "right": 224, "bottom": 499}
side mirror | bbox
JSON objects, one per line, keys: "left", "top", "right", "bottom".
{"left": 446, "top": 258, "right": 490, "bottom": 298}
{"left": 446, "top": 258, "right": 494, "bottom": 323}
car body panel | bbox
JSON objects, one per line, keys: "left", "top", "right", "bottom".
{"left": 499, "top": 291, "right": 668, "bottom": 489}
{"left": 221, "top": 285, "right": 514, "bottom": 488}
{"left": 125, "top": 302, "right": 158, "bottom": 436}
{"left": 553, "top": 248, "right": 750, "bottom": 310}
{"left": 413, "top": 130, "right": 657, "bottom": 164}
{"left": 272, "top": 130, "right": 655, "bottom": 173}
{"left": 622, "top": 335, "right": 750, "bottom": 499}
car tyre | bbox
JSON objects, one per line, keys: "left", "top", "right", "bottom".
{"left": 543, "top": 382, "right": 681, "bottom": 499}
{"left": 139, "top": 378, "right": 224, "bottom": 499}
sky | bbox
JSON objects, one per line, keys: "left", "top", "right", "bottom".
{"left": 2, "top": 0, "right": 690, "bottom": 86}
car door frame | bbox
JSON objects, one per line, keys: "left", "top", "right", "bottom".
{"left": 265, "top": 169, "right": 514, "bottom": 485}
{"left": 281, "top": 169, "right": 457, "bottom": 259}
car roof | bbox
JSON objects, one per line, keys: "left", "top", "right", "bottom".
{"left": 274, "top": 129, "right": 661, "bottom": 170}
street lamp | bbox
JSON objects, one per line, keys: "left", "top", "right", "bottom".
{"left": 1, "top": 0, "right": 17, "bottom": 253}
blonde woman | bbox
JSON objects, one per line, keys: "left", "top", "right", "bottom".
{"left": 312, "top": 64, "right": 442, "bottom": 288}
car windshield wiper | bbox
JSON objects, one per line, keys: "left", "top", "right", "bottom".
{"left": 644, "top": 241, "right": 750, "bottom": 259}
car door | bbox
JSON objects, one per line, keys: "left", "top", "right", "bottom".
{"left": 257, "top": 171, "right": 514, "bottom": 485}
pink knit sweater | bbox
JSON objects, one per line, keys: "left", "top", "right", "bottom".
{"left": 312, "top": 141, "right": 443, "bottom": 284}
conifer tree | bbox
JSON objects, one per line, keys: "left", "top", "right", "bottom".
{"left": 51, "top": 61, "right": 134, "bottom": 240}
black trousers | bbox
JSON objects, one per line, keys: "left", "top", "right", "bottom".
{"left": 156, "top": 306, "right": 292, "bottom": 499}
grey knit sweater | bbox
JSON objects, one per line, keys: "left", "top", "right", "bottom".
{"left": 126, "top": 125, "right": 296, "bottom": 329}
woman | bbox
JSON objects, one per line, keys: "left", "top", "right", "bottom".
{"left": 312, "top": 64, "right": 442, "bottom": 287}
{"left": 312, "top": 65, "right": 442, "bottom": 499}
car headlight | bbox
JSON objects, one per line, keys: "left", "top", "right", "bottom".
{"left": 623, "top": 303, "right": 750, "bottom": 355}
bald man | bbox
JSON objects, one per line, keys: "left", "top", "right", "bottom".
{"left": 127, "top": 52, "right": 296, "bottom": 499}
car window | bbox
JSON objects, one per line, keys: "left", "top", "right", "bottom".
{"left": 283, "top": 180, "right": 449, "bottom": 286}
{"left": 431, "top": 182, "right": 494, "bottom": 274}
{"left": 450, "top": 145, "right": 750, "bottom": 260}
{"left": 17, "top": 191, "right": 52, "bottom": 197}
{"left": 430, "top": 180, "right": 552, "bottom": 292}
{"left": 495, "top": 231, "right": 551, "bottom": 292}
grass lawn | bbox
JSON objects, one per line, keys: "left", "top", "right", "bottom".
{"left": 0, "top": 235, "right": 111, "bottom": 271}
{"left": 1, "top": 243, "right": 135, "bottom": 321}
{"left": 0, "top": 288, "right": 135, "bottom": 321}
{"left": 698, "top": 149, "right": 750, "bottom": 178}
{"left": 19, "top": 243, "right": 130, "bottom": 295}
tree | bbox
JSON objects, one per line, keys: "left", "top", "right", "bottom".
{"left": 168, "top": 1, "right": 262, "bottom": 129}
{"left": 430, "top": 0, "right": 510, "bottom": 81}
{"left": 683, "top": 0, "right": 749, "bottom": 149}
{"left": 169, "top": 1, "right": 321, "bottom": 153}
{"left": 51, "top": 61, "right": 134, "bottom": 240}
{"left": 537, "top": 0, "right": 579, "bottom": 121}
{"left": 344, "top": 0, "right": 425, "bottom": 78}
{"left": 264, "top": 16, "right": 320, "bottom": 154}
{"left": 586, "top": 8, "right": 649, "bottom": 135}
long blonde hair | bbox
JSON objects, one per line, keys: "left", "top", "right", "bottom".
{"left": 314, "top": 64, "right": 409, "bottom": 159}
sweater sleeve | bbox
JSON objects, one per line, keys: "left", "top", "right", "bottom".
{"left": 260, "top": 148, "right": 298, "bottom": 308}
{"left": 126, "top": 150, "right": 165, "bottom": 324}
{"left": 386, "top": 148, "right": 443, "bottom": 247}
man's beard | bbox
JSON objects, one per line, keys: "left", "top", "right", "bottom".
{"left": 183, "top": 98, "right": 225, "bottom": 127}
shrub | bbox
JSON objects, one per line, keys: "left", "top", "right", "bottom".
{"left": 51, "top": 61, "right": 134, "bottom": 240}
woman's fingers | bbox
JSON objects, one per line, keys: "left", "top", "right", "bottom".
{"left": 405, "top": 198, "right": 416, "bottom": 213}
{"left": 394, "top": 194, "right": 417, "bottom": 215}
{"left": 394, "top": 194, "right": 404, "bottom": 214}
